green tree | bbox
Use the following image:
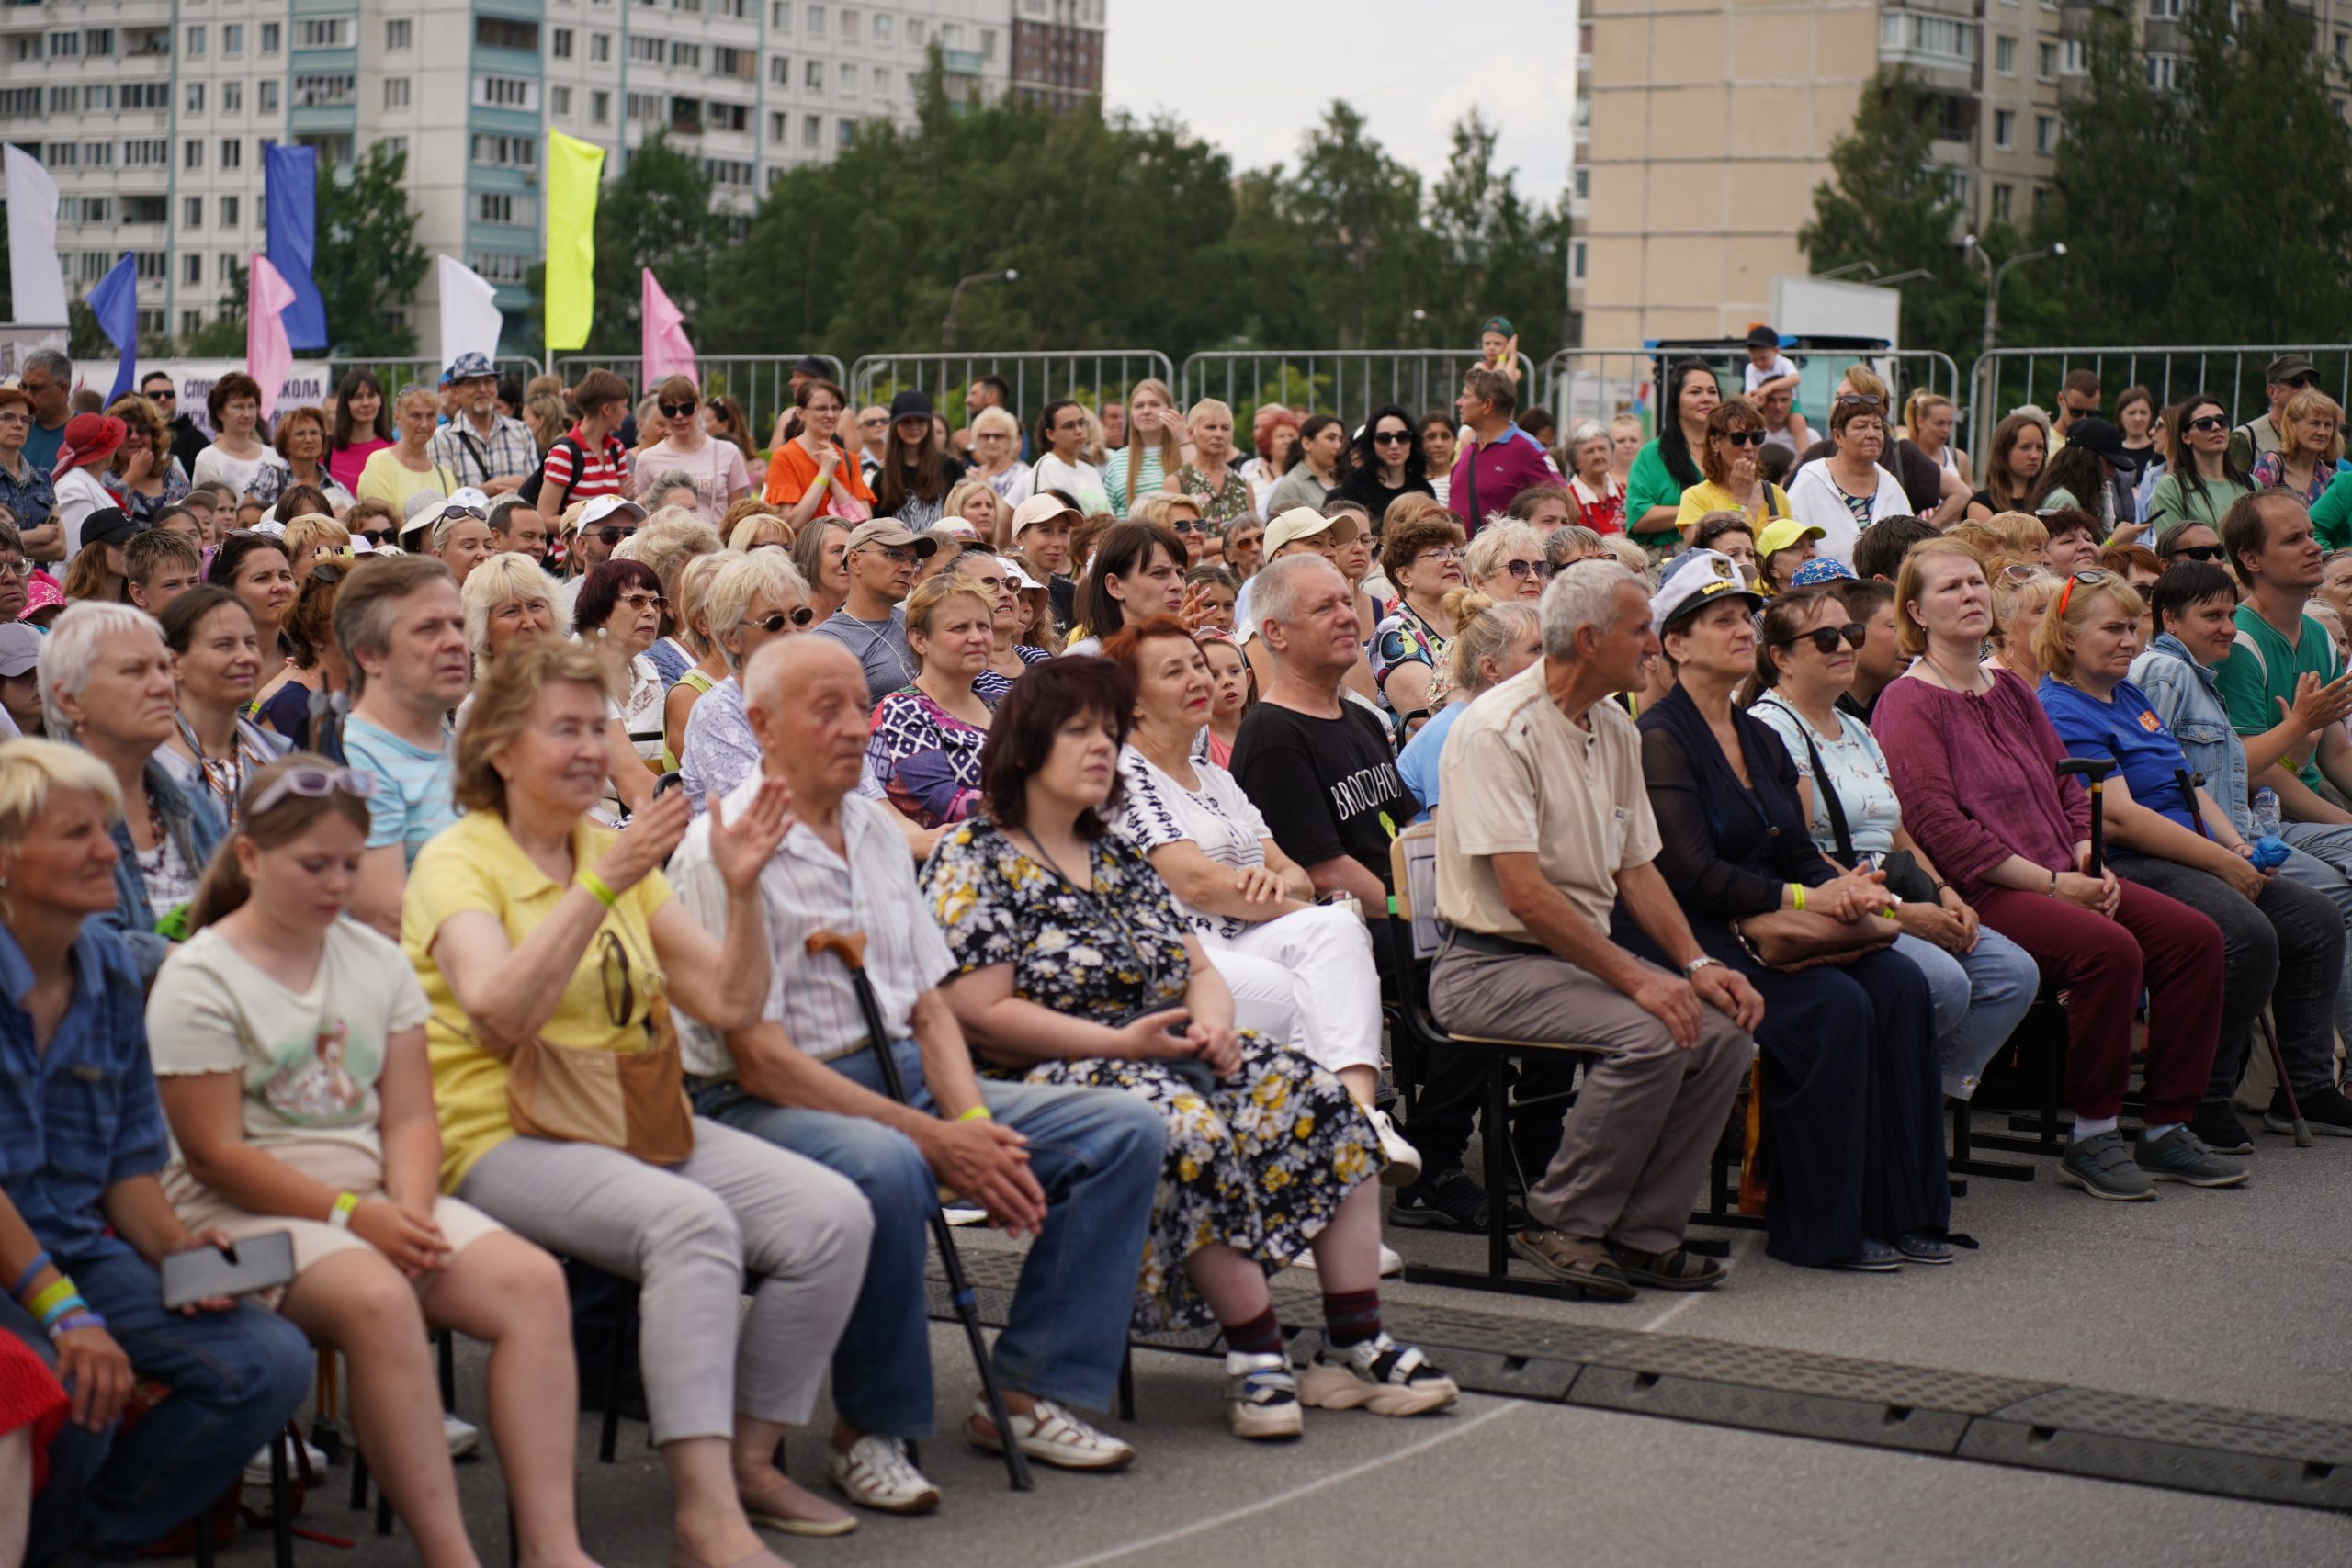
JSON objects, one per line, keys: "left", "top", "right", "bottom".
{"left": 1273, "top": 102, "right": 1430, "bottom": 348}
{"left": 173, "top": 259, "right": 248, "bottom": 355}
{"left": 1798, "top": 70, "right": 1983, "bottom": 364}
{"left": 314, "top": 142, "right": 428, "bottom": 355}
{"left": 582, "top": 131, "right": 724, "bottom": 356}
{"left": 1426, "top": 111, "right": 1574, "bottom": 355}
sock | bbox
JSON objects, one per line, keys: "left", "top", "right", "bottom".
{"left": 2070, "top": 1114, "right": 2119, "bottom": 1143}
{"left": 1322, "top": 1289, "right": 1382, "bottom": 1349}
{"left": 2141, "top": 1122, "right": 2183, "bottom": 1141}
{"left": 1223, "top": 1305, "right": 1283, "bottom": 1358}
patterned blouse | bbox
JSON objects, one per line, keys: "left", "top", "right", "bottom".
{"left": 2251, "top": 449, "right": 2335, "bottom": 507}
{"left": 972, "top": 646, "right": 1052, "bottom": 705}
{"left": 1174, "top": 463, "right": 1254, "bottom": 526}
{"left": 1370, "top": 596, "right": 1453, "bottom": 719}
{"left": 107, "top": 457, "right": 191, "bottom": 525}
{"left": 865, "top": 686, "right": 988, "bottom": 829}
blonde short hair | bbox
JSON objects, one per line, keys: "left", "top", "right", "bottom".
{"left": 282, "top": 513, "right": 350, "bottom": 563}
{"left": 728, "top": 513, "right": 793, "bottom": 553}
{"left": 674, "top": 549, "right": 743, "bottom": 655}
{"left": 971, "top": 406, "right": 1021, "bottom": 440}
{"left": 904, "top": 571, "right": 995, "bottom": 642}
{"left": 453, "top": 638, "right": 611, "bottom": 817}
{"left": 2281, "top": 388, "right": 2346, "bottom": 466}
{"left": 1464, "top": 520, "right": 1547, "bottom": 586}
{"left": 0, "top": 738, "right": 122, "bottom": 848}
{"left": 634, "top": 513, "right": 723, "bottom": 606}
{"left": 2034, "top": 572, "right": 2146, "bottom": 681}
{"left": 1894, "top": 537, "right": 1998, "bottom": 659}
{"left": 461, "top": 550, "right": 569, "bottom": 660}
{"left": 1127, "top": 492, "right": 1201, "bottom": 533}
{"left": 707, "top": 550, "right": 809, "bottom": 675}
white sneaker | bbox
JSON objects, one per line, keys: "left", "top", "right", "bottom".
{"left": 243, "top": 1434, "right": 328, "bottom": 1486}
{"left": 943, "top": 1206, "right": 989, "bottom": 1226}
{"left": 1224, "top": 1351, "right": 1303, "bottom": 1440}
{"left": 1288, "top": 1244, "right": 1405, "bottom": 1277}
{"left": 826, "top": 1434, "right": 942, "bottom": 1514}
{"left": 444, "top": 1413, "right": 480, "bottom": 1459}
{"left": 965, "top": 1396, "right": 1136, "bottom": 1471}
{"left": 1296, "top": 1332, "right": 1459, "bottom": 1418}
{"left": 1368, "top": 1108, "right": 1422, "bottom": 1187}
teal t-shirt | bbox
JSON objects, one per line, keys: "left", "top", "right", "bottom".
{"left": 1623, "top": 441, "right": 1690, "bottom": 544}
{"left": 343, "top": 715, "right": 459, "bottom": 866}
{"left": 2211, "top": 604, "right": 2338, "bottom": 788}
{"left": 2312, "top": 469, "right": 2352, "bottom": 551}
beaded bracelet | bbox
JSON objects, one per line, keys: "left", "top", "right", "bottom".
{"left": 48, "top": 1309, "right": 106, "bottom": 1339}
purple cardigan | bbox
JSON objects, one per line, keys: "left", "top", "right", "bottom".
{"left": 1871, "top": 667, "right": 2092, "bottom": 901}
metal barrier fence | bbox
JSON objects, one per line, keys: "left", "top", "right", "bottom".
{"left": 848, "top": 352, "right": 1174, "bottom": 434}
{"left": 1966, "top": 345, "right": 2352, "bottom": 457}
{"left": 327, "top": 356, "right": 548, "bottom": 400}
{"left": 1179, "top": 350, "right": 1536, "bottom": 433}
{"left": 550, "top": 354, "right": 846, "bottom": 449}
{"left": 1541, "top": 347, "right": 1963, "bottom": 439}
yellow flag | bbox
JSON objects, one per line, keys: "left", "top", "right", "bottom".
{"left": 545, "top": 131, "right": 605, "bottom": 352}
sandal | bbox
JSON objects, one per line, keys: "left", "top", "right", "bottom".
{"left": 1603, "top": 1240, "right": 1727, "bottom": 1291}
{"left": 1509, "top": 1228, "right": 1637, "bottom": 1300}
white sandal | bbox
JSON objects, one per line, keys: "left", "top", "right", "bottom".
{"left": 965, "top": 1397, "right": 1137, "bottom": 1471}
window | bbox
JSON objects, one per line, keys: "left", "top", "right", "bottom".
{"left": 221, "top": 81, "right": 241, "bottom": 113}
{"left": 2037, "top": 40, "right": 2056, "bottom": 79}
{"left": 1994, "top": 108, "right": 2014, "bottom": 149}
{"left": 0, "top": 88, "right": 40, "bottom": 120}
{"left": 842, "top": 63, "right": 857, "bottom": 95}
{"left": 805, "top": 58, "right": 823, "bottom": 88}
{"left": 220, "top": 137, "right": 241, "bottom": 168}
{"left": 2035, "top": 114, "right": 2056, "bottom": 153}
{"left": 1878, "top": 10, "right": 1975, "bottom": 63}
{"left": 713, "top": 46, "right": 752, "bottom": 77}
{"left": 387, "top": 18, "right": 413, "bottom": 49}
{"left": 980, "top": 28, "right": 995, "bottom": 58}
{"left": 593, "top": 89, "right": 612, "bottom": 122}
{"left": 293, "top": 74, "right": 356, "bottom": 107}
{"left": 1575, "top": 166, "right": 1589, "bottom": 199}
{"left": 670, "top": 95, "right": 703, "bottom": 130}
{"left": 81, "top": 145, "right": 112, "bottom": 171}
{"left": 472, "top": 74, "right": 537, "bottom": 109}
{"left": 76, "top": 253, "right": 108, "bottom": 283}
{"left": 261, "top": 22, "right": 280, "bottom": 53}
{"left": 2338, "top": 30, "right": 2349, "bottom": 62}
{"left": 469, "top": 251, "right": 531, "bottom": 284}
{"left": 2148, "top": 0, "right": 2183, "bottom": 16}
{"left": 124, "top": 196, "right": 167, "bottom": 224}
{"left": 185, "top": 24, "right": 203, "bottom": 55}
{"left": 474, "top": 192, "right": 536, "bottom": 225}
{"left": 383, "top": 77, "right": 410, "bottom": 108}
{"left": 840, "top": 8, "right": 857, "bottom": 38}
{"left": 552, "top": 85, "right": 573, "bottom": 116}
{"left": 808, "top": 5, "right": 825, "bottom": 34}
{"left": 907, "top": 18, "right": 923, "bottom": 45}
{"left": 630, "top": 37, "right": 661, "bottom": 62}
{"left": 124, "top": 83, "right": 171, "bottom": 109}
{"left": 47, "top": 28, "right": 78, "bottom": 57}
{"left": 185, "top": 82, "right": 205, "bottom": 115}
{"left": 593, "top": 32, "right": 611, "bottom": 61}
{"left": 218, "top": 254, "right": 237, "bottom": 283}
{"left": 773, "top": 0, "right": 791, "bottom": 24}
{"left": 475, "top": 17, "right": 540, "bottom": 51}
{"left": 1996, "top": 35, "right": 2015, "bottom": 73}
{"left": 84, "top": 28, "right": 113, "bottom": 56}
{"left": 46, "top": 87, "right": 76, "bottom": 114}
{"left": 773, "top": 55, "right": 792, "bottom": 83}
{"left": 873, "top": 65, "right": 889, "bottom": 95}
{"left": 1571, "top": 239, "right": 1587, "bottom": 282}
{"left": 183, "top": 138, "right": 203, "bottom": 170}
{"left": 1992, "top": 183, "right": 2013, "bottom": 220}
{"left": 943, "top": 23, "right": 961, "bottom": 46}
{"left": 705, "top": 157, "right": 752, "bottom": 186}
{"left": 874, "top": 14, "right": 891, "bottom": 40}
{"left": 2146, "top": 52, "right": 2178, "bottom": 89}
{"left": 552, "top": 27, "right": 574, "bottom": 57}
{"left": 628, "top": 91, "right": 662, "bottom": 121}
{"left": 184, "top": 254, "right": 203, "bottom": 286}
{"left": 296, "top": 19, "right": 349, "bottom": 48}
{"left": 802, "top": 112, "right": 820, "bottom": 145}
{"left": 710, "top": 100, "right": 748, "bottom": 130}
{"left": 125, "top": 139, "right": 170, "bottom": 166}
{"left": 182, "top": 310, "right": 202, "bottom": 336}
{"left": 220, "top": 195, "right": 238, "bottom": 227}
{"left": 258, "top": 81, "right": 278, "bottom": 113}
{"left": 671, "top": 40, "right": 702, "bottom": 67}
{"left": 837, "top": 116, "right": 854, "bottom": 146}
{"left": 184, "top": 196, "right": 204, "bottom": 228}
{"left": 40, "top": 143, "right": 77, "bottom": 170}
{"left": 770, "top": 110, "right": 788, "bottom": 141}
{"left": 2061, "top": 39, "right": 2085, "bottom": 74}
{"left": 222, "top": 23, "right": 241, "bottom": 53}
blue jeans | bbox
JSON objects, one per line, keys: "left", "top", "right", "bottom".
{"left": 691, "top": 1042, "right": 1163, "bottom": 1438}
{"left": 1893, "top": 926, "right": 2041, "bottom": 1100}
{"left": 2278, "top": 820, "right": 2352, "bottom": 1064}
{"left": 3, "top": 1248, "right": 311, "bottom": 1564}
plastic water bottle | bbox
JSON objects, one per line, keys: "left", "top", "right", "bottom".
{"left": 2252, "top": 787, "right": 2283, "bottom": 839}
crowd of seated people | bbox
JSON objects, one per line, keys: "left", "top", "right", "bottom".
{"left": 9, "top": 344, "right": 2352, "bottom": 1564}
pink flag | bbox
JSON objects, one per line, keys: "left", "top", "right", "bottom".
{"left": 245, "top": 253, "right": 299, "bottom": 420}
{"left": 641, "top": 268, "right": 697, "bottom": 388}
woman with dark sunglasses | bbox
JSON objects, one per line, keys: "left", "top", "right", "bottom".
{"left": 1675, "top": 398, "right": 1791, "bottom": 543}
{"left": 1330, "top": 403, "right": 1432, "bottom": 525}
{"left": 2144, "top": 394, "right": 2255, "bottom": 533}
{"left": 633, "top": 376, "right": 751, "bottom": 524}
{"left": 1744, "top": 587, "right": 2039, "bottom": 1107}
{"left": 676, "top": 551, "right": 816, "bottom": 812}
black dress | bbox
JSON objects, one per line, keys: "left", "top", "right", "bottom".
{"left": 1614, "top": 684, "right": 1948, "bottom": 1266}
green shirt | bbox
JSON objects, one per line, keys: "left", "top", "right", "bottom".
{"left": 2212, "top": 604, "right": 2339, "bottom": 788}
{"left": 1624, "top": 441, "right": 1690, "bottom": 544}
{"left": 2311, "top": 469, "right": 2352, "bottom": 550}
{"left": 2144, "top": 471, "right": 2255, "bottom": 534}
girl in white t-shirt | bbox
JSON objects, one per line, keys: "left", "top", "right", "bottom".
{"left": 150, "top": 757, "right": 597, "bottom": 1566}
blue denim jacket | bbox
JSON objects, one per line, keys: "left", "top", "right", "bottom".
{"left": 96, "top": 754, "right": 226, "bottom": 986}
{"left": 2130, "top": 634, "right": 2251, "bottom": 837}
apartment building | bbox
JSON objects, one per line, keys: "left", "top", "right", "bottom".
{"left": 1007, "top": 0, "right": 1102, "bottom": 110}
{"left": 1580, "top": 0, "right": 2352, "bottom": 348}
{"left": 0, "top": 0, "right": 1028, "bottom": 353}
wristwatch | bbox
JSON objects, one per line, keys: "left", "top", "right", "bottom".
{"left": 1683, "top": 955, "right": 1724, "bottom": 976}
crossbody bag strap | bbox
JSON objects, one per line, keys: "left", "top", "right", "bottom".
{"left": 1759, "top": 697, "right": 1856, "bottom": 866}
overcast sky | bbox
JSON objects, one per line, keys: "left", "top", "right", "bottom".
{"left": 1101, "top": 0, "right": 1577, "bottom": 197}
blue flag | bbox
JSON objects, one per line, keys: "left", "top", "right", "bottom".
{"left": 85, "top": 252, "right": 140, "bottom": 400}
{"left": 264, "top": 142, "right": 327, "bottom": 351}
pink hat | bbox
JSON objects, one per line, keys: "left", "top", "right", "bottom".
{"left": 22, "top": 573, "right": 63, "bottom": 615}
{"left": 51, "top": 413, "right": 126, "bottom": 479}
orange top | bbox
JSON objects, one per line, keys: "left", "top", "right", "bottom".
{"left": 763, "top": 438, "right": 876, "bottom": 513}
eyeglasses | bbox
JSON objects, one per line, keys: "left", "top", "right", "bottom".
{"left": 1501, "top": 558, "right": 1555, "bottom": 582}
{"left": 1372, "top": 430, "right": 1413, "bottom": 446}
{"left": 245, "top": 765, "right": 378, "bottom": 818}
{"left": 592, "top": 524, "right": 638, "bottom": 546}
{"left": 755, "top": 607, "right": 817, "bottom": 633}
{"left": 0, "top": 558, "right": 30, "bottom": 579}
{"left": 2185, "top": 414, "right": 2230, "bottom": 434}
{"left": 867, "top": 547, "right": 919, "bottom": 566}
{"left": 1781, "top": 622, "right": 1867, "bottom": 655}
{"left": 148, "top": 389, "right": 176, "bottom": 404}
{"left": 1719, "top": 430, "right": 1767, "bottom": 447}
{"left": 2170, "top": 543, "right": 2224, "bottom": 562}
{"left": 2284, "top": 375, "right": 2321, "bottom": 390}
{"left": 2055, "top": 568, "right": 2114, "bottom": 615}
{"left": 1412, "top": 547, "right": 1464, "bottom": 565}
{"left": 356, "top": 528, "right": 394, "bottom": 546}
{"left": 616, "top": 591, "right": 668, "bottom": 612}
{"left": 1168, "top": 518, "right": 1203, "bottom": 534}
{"left": 659, "top": 401, "right": 696, "bottom": 420}
{"left": 857, "top": 415, "right": 886, "bottom": 427}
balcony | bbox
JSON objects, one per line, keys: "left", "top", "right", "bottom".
{"left": 1880, "top": 7, "right": 1979, "bottom": 87}
{"left": 942, "top": 47, "right": 985, "bottom": 74}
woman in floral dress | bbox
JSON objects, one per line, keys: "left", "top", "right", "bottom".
{"left": 924, "top": 659, "right": 1456, "bottom": 1441}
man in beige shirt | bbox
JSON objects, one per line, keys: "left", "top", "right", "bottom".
{"left": 1432, "top": 559, "right": 1759, "bottom": 1299}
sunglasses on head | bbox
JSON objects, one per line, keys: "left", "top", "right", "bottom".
{"left": 1835, "top": 394, "right": 1885, "bottom": 410}
{"left": 1720, "top": 429, "right": 1767, "bottom": 447}
{"left": 245, "top": 765, "right": 377, "bottom": 818}
{"left": 438, "top": 505, "right": 488, "bottom": 524}
{"left": 1781, "top": 622, "right": 1867, "bottom": 655}
{"left": 2055, "top": 567, "right": 2114, "bottom": 615}
{"left": 659, "top": 401, "right": 696, "bottom": 419}
{"left": 756, "top": 607, "right": 817, "bottom": 633}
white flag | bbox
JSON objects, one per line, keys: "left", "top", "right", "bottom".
{"left": 4, "top": 147, "right": 68, "bottom": 326}
{"left": 435, "top": 254, "right": 503, "bottom": 375}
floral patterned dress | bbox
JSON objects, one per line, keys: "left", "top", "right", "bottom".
{"left": 923, "top": 818, "right": 1379, "bottom": 1332}
{"left": 1174, "top": 463, "right": 1255, "bottom": 527}
{"left": 1370, "top": 596, "right": 1454, "bottom": 726}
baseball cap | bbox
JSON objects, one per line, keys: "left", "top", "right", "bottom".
{"left": 446, "top": 351, "right": 497, "bottom": 384}
{"left": 888, "top": 389, "right": 935, "bottom": 423}
{"left": 1480, "top": 315, "right": 1514, "bottom": 338}
{"left": 447, "top": 486, "right": 493, "bottom": 512}
{"left": 1262, "top": 506, "right": 1357, "bottom": 557}
{"left": 0, "top": 624, "right": 41, "bottom": 678}
{"left": 2063, "top": 417, "right": 2147, "bottom": 472}
{"left": 1010, "top": 493, "right": 1080, "bottom": 536}
{"left": 574, "top": 496, "right": 648, "bottom": 534}
{"left": 1789, "top": 557, "right": 1860, "bottom": 588}
{"left": 401, "top": 497, "right": 489, "bottom": 545}
{"left": 1649, "top": 548, "right": 1764, "bottom": 637}
{"left": 843, "top": 518, "right": 938, "bottom": 558}
{"left": 1755, "top": 518, "right": 1827, "bottom": 560}
{"left": 2266, "top": 353, "right": 2318, "bottom": 386}
{"left": 79, "top": 508, "right": 146, "bottom": 549}
{"left": 792, "top": 355, "right": 832, "bottom": 378}
{"left": 1745, "top": 324, "right": 1781, "bottom": 350}
{"left": 1001, "top": 556, "right": 1045, "bottom": 591}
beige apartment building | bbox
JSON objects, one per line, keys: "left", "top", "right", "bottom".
{"left": 1577, "top": 0, "right": 2352, "bottom": 348}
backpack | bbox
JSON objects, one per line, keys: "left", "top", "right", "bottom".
{"left": 518, "top": 433, "right": 588, "bottom": 508}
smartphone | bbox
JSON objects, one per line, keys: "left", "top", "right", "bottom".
{"left": 160, "top": 1231, "right": 297, "bottom": 1310}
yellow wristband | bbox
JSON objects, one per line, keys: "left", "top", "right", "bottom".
{"left": 579, "top": 870, "right": 619, "bottom": 909}
{"left": 327, "top": 1191, "right": 360, "bottom": 1230}
{"left": 1790, "top": 883, "right": 1805, "bottom": 912}
{"left": 957, "top": 1105, "right": 994, "bottom": 1123}
{"left": 809, "top": 473, "right": 830, "bottom": 493}
{"left": 26, "top": 1278, "right": 77, "bottom": 1322}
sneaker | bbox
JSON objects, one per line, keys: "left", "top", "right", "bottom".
{"left": 826, "top": 1435, "right": 942, "bottom": 1514}
{"left": 2059, "top": 1130, "right": 2157, "bottom": 1201}
{"left": 2189, "top": 1100, "right": 2256, "bottom": 1156}
{"left": 943, "top": 1206, "right": 989, "bottom": 1226}
{"left": 2135, "top": 1126, "right": 2250, "bottom": 1188}
{"left": 2267, "top": 1082, "right": 2352, "bottom": 1137}
{"left": 1223, "top": 1351, "right": 1303, "bottom": 1440}
{"left": 1297, "top": 1333, "right": 1458, "bottom": 1418}
{"left": 243, "top": 1434, "right": 328, "bottom": 1487}
{"left": 1886, "top": 1230, "right": 1953, "bottom": 1266}
{"left": 1389, "top": 1168, "right": 1526, "bottom": 1233}
{"left": 1825, "top": 1237, "right": 1905, "bottom": 1272}
{"left": 965, "top": 1397, "right": 1136, "bottom": 1472}
{"left": 443, "top": 1413, "right": 480, "bottom": 1459}
{"left": 1286, "top": 1244, "right": 1405, "bottom": 1277}
{"left": 1366, "top": 1107, "right": 1422, "bottom": 1187}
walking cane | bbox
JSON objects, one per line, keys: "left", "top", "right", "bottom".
{"left": 2170, "top": 766, "right": 2315, "bottom": 1147}
{"left": 803, "top": 930, "right": 1035, "bottom": 1492}
{"left": 2056, "top": 757, "right": 2115, "bottom": 876}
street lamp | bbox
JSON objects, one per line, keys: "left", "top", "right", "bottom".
{"left": 1965, "top": 236, "right": 2065, "bottom": 359}
{"left": 1814, "top": 260, "right": 1882, "bottom": 281}
{"left": 942, "top": 268, "right": 1018, "bottom": 350}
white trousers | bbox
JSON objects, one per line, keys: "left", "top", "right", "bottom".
{"left": 1203, "top": 903, "right": 1384, "bottom": 1076}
